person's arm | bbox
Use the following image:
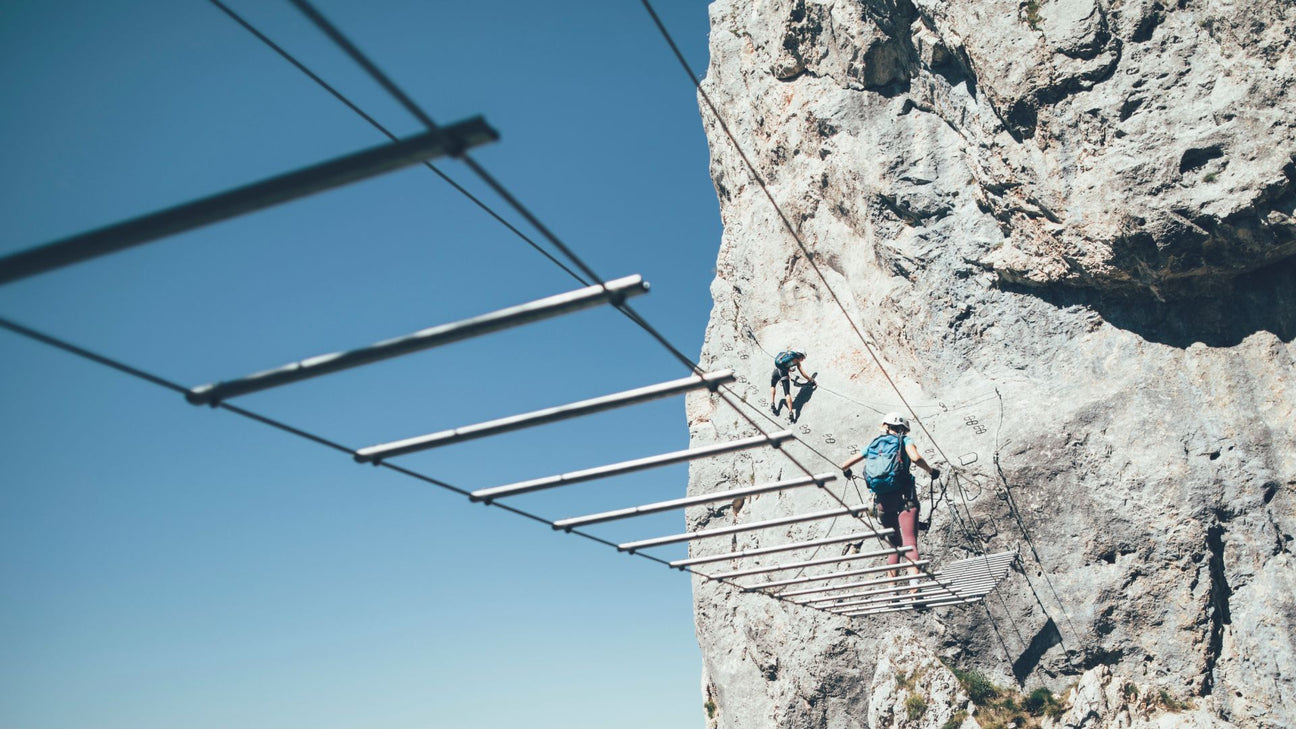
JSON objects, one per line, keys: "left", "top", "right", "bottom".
{"left": 840, "top": 453, "right": 864, "bottom": 478}
{"left": 797, "top": 362, "right": 815, "bottom": 383}
{"left": 906, "top": 440, "right": 940, "bottom": 479}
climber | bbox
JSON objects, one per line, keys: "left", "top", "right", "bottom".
{"left": 770, "top": 349, "right": 815, "bottom": 420}
{"left": 839, "top": 412, "right": 941, "bottom": 591}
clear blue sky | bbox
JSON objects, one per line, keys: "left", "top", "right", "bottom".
{"left": 0, "top": 2, "right": 723, "bottom": 727}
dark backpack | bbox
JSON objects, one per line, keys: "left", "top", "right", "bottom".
{"left": 864, "top": 433, "right": 912, "bottom": 494}
{"left": 775, "top": 350, "right": 803, "bottom": 368}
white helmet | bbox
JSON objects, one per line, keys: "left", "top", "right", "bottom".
{"left": 882, "top": 412, "right": 910, "bottom": 430}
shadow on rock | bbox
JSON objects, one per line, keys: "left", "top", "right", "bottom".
{"left": 791, "top": 373, "right": 818, "bottom": 421}
{"left": 1004, "top": 256, "right": 1296, "bottom": 348}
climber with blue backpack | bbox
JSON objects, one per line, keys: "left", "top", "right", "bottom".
{"left": 770, "top": 349, "right": 815, "bottom": 421}
{"left": 839, "top": 412, "right": 941, "bottom": 585}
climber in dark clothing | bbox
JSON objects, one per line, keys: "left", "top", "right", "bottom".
{"left": 770, "top": 349, "right": 814, "bottom": 420}
{"left": 840, "top": 412, "right": 940, "bottom": 587}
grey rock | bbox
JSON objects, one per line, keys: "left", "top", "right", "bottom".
{"left": 866, "top": 628, "right": 972, "bottom": 728}
{"left": 1043, "top": 665, "right": 1232, "bottom": 728}
{"left": 688, "top": 0, "right": 1296, "bottom": 728}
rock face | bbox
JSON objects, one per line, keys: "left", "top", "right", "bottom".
{"left": 684, "top": 1, "right": 1295, "bottom": 727}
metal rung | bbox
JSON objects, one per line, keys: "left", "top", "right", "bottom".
{"left": 673, "top": 531, "right": 889, "bottom": 568}
{"left": 552, "top": 473, "right": 835, "bottom": 530}
{"left": 356, "top": 370, "right": 735, "bottom": 462}
{"left": 471, "top": 431, "right": 793, "bottom": 503}
{"left": 822, "top": 552, "right": 1018, "bottom": 615}
{"left": 833, "top": 594, "right": 974, "bottom": 614}
{"left": 769, "top": 562, "right": 934, "bottom": 598}
{"left": 188, "top": 275, "right": 650, "bottom": 406}
{"left": 789, "top": 569, "right": 958, "bottom": 601}
{"left": 837, "top": 596, "right": 981, "bottom": 617}
{"left": 715, "top": 547, "right": 907, "bottom": 581}
{"left": 618, "top": 506, "right": 864, "bottom": 552}
{"left": 808, "top": 585, "right": 961, "bottom": 610}
{"left": 804, "top": 577, "right": 999, "bottom": 606}
{"left": 931, "top": 576, "right": 1001, "bottom": 589}
{"left": 935, "top": 552, "right": 1018, "bottom": 579}
{"left": 0, "top": 118, "right": 498, "bottom": 286}
{"left": 777, "top": 568, "right": 933, "bottom": 596}
{"left": 938, "top": 552, "right": 1017, "bottom": 570}
{"left": 799, "top": 574, "right": 995, "bottom": 606}
{"left": 931, "top": 566, "right": 1002, "bottom": 580}
{"left": 934, "top": 564, "right": 1003, "bottom": 577}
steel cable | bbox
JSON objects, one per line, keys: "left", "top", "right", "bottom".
{"left": 276, "top": 0, "right": 953, "bottom": 596}
{"left": 0, "top": 315, "right": 865, "bottom": 619}
{"left": 637, "top": 0, "right": 1038, "bottom": 640}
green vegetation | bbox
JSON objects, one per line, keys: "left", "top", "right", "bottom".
{"left": 906, "top": 693, "right": 928, "bottom": 721}
{"left": 941, "top": 710, "right": 969, "bottom": 729}
{"left": 1155, "top": 688, "right": 1194, "bottom": 712}
{"left": 1122, "top": 682, "right": 1139, "bottom": 700}
{"left": 1025, "top": 687, "right": 1067, "bottom": 719}
{"left": 895, "top": 668, "right": 926, "bottom": 692}
{"left": 949, "top": 666, "right": 1000, "bottom": 704}
{"left": 1024, "top": 0, "right": 1042, "bottom": 29}
{"left": 943, "top": 662, "right": 1072, "bottom": 729}
{"left": 1203, "top": 172, "right": 1218, "bottom": 182}
{"left": 704, "top": 699, "right": 717, "bottom": 719}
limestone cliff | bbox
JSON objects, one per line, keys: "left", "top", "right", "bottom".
{"left": 684, "top": 1, "right": 1295, "bottom": 727}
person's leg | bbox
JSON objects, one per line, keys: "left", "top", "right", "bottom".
{"left": 769, "top": 369, "right": 781, "bottom": 411}
{"left": 782, "top": 375, "right": 794, "bottom": 416}
{"left": 896, "top": 503, "right": 927, "bottom": 594}
{"left": 877, "top": 495, "right": 902, "bottom": 577}
{"left": 897, "top": 505, "right": 922, "bottom": 591}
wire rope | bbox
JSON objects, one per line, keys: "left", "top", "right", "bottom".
{"left": 277, "top": 0, "right": 954, "bottom": 597}
{"left": 636, "top": 0, "right": 1041, "bottom": 644}
{"left": 635, "top": 0, "right": 999, "bottom": 554}
{"left": 210, "top": 0, "right": 935, "bottom": 597}
{"left": 206, "top": 0, "right": 589, "bottom": 285}
{"left": 6, "top": 1, "right": 995, "bottom": 624}
{"left": 990, "top": 390, "right": 1083, "bottom": 666}
{"left": 0, "top": 315, "right": 868, "bottom": 620}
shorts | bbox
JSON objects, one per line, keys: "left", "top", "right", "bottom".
{"left": 875, "top": 489, "right": 920, "bottom": 516}
{"left": 770, "top": 366, "right": 791, "bottom": 394}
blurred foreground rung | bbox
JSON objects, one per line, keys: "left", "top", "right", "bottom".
{"left": 356, "top": 370, "right": 735, "bottom": 462}
{"left": 471, "top": 430, "right": 793, "bottom": 503}
{"left": 187, "top": 274, "right": 649, "bottom": 406}
{"left": 0, "top": 117, "right": 498, "bottom": 286}
{"left": 553, "top": 473, "right": 836, "bottom": 530}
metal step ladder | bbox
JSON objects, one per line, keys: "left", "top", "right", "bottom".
{"left": 0, "top": 108, "right": 1015, "bottom": 618}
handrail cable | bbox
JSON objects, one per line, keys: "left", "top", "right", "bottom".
{"left": 635, "top": 0, "right": 1041, "bottom": 646}
{"left": 9, "top": 1, "right": 995, "bottom": 619}
{"left": 205, "top": 0, "right": 588, "bottom": 286}
{"left": 279, "top": 0, "right": 955, "bottom": 595}
{"left": 0, "top": 315, "right": 856, "bottom": 620}
{"left": 206, "top": 0, "right": 955, "bottom": 598}
{"left": 635, "top": 0, "right": 974, "bottom": 523}
{"left": 991, "top": 389, "right": 1082, "bottom": 665}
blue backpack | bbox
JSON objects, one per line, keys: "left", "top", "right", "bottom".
{"left": 863, "top": 433, "right": 911, "bottom": 494}
{"left": 775, "top": 350, "right": 803, "bottom": 368}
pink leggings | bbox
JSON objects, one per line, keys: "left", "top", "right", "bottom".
{"left": 876, "top": 492, "right": 920, "bottom": 567}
